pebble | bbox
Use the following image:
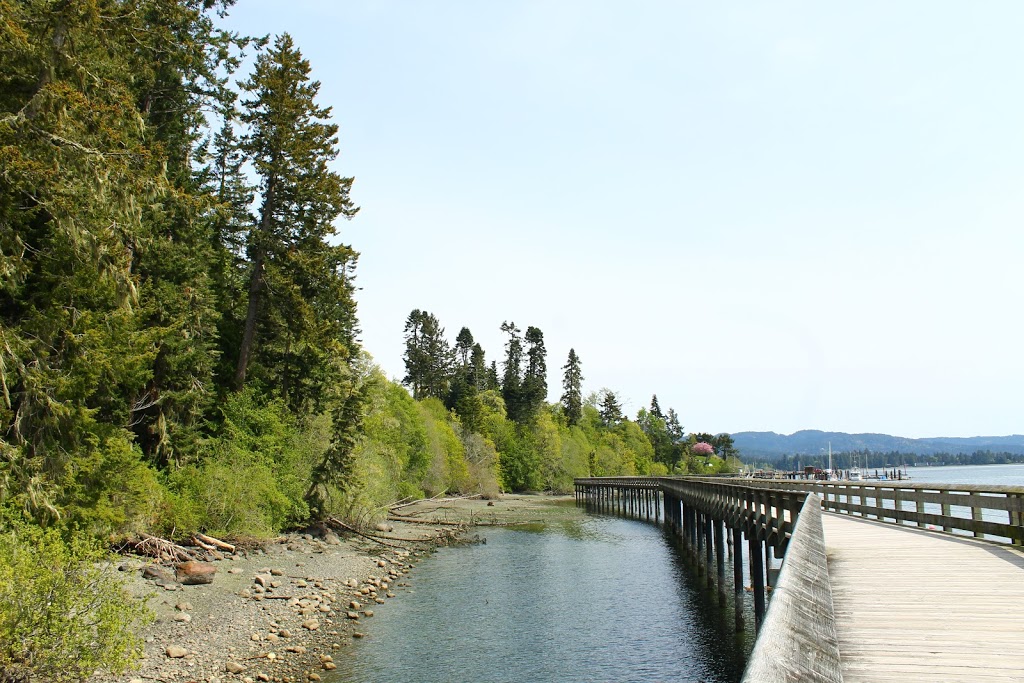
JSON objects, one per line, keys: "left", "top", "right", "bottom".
{"left": 173, "top": 613, "right": 192, "bottom": 623}
{"left": 322, "top": 663, "right": 337, "bottom": 671}
{"left": 279, "top": 628, "right": 292, "bottom": 638}
{"left": 271, "top": 568, "right": 285, "bottom": 576}
{"left": 225, "top": 661, "right": 247, "bottom": 674}
{"left": 165, "top": 645, "right": 188, "bottom": 658}
{"left": 309, "top": 674, "right": 321, "bottom": 681}
{"left": 301, "top": 619, "right": 320, "bottom": 631}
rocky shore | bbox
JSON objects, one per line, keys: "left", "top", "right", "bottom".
{"left": 94, "top": 494, "right": 575, "bottom": 683}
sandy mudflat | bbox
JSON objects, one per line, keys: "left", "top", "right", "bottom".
{"left": 93, "top": 493, "right": 575, "bottom": 683}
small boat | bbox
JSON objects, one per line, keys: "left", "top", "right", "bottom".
{"left": 848, "top": 469, "right": 864, "bottom": 482}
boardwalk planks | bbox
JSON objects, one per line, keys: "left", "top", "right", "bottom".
{"left": 823, "top": 513, "right": 1024, "bottom": 683}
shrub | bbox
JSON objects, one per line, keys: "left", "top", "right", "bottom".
{"left": 0, "top": 511, "right": 150, "bottom": 682}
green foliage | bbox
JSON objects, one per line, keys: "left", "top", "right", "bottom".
{"left": 165, "top": 389, "right": 326, "bottom": 538}
{"left": 0, "top": 510, "right": 150, "bottom": 682}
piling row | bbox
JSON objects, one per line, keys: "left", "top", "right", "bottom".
{"left": 575, "top": 477, "right": 808, "bottom": 632}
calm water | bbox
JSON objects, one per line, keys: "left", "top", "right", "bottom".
{"left": 906, "top": 462, "right": 1024, "bottom": 487}
{"left": 329, "top": 511, "right": 753, "bottom": 683}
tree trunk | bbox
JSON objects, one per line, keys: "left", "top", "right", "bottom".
{"left": 234, "top": 177, "right": 276, "bottom": 390}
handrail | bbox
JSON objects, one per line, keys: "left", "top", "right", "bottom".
{"left": 741, "top": 494, "right": 842, "bottom": 683}
{"left": 707, "top": 478, "right": 1024, "bottom": 545}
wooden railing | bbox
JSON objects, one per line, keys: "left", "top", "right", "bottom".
{"left": 707, "top": 478, "right": 1024, "bottom": 545}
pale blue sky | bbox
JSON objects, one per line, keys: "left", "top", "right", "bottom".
{"left": 221, "top": 2, "right": 1024, "bottom": 438}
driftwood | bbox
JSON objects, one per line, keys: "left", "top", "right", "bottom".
{"left": 387, "top": 514, "right": 465, "bottom": 527}
{"left": 121, "top": 531, "right": 235, "bottom": 564}
{"left": 129, "top": 533, "right": 201, "bottom": 563}
{"left": 195, "top": 532, "right": 235, "bottom": 552}
{"left": 325, "top": 517, "right": 409, "bottom": 549}
{"left": 388, "top": 492, "right": 481, "bottom": 513}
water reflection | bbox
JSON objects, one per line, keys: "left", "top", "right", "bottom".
{"left": 330, "top": 510, "right": 752, "bottom": 683}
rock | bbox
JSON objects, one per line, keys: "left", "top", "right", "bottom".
{"left": 257, "top": 675, "right": 270, "bottom": 682}
{"left": 319, "top": 655, "right": 333, "bottom": 663}
{"left": 301, "top": 619, "right": 320, "bottom": 631}
{"left": 173, "top": 612, "right": 192, "bottom": 623}
{"left": 266, "top": 652, "right": 276, "bottom": 661}
{"left": 309, "top": 675, "right": 321, "bottom": 681}
{"left": 228, "top": 567, "right": 244, "bottom": 574}
{"left": 175, "top": 601, "right": 193, "bottom": 611}
{"left": 376, "top": 560, "right": 387, "bottom": 568}
{"left": 266, "top": 633, "right": 279, "bottom": 643}
{"left": 346, "top": 611, "right": 359, "bottom": 620}
{"left": 285, "top": 645, "right": 307, "bottom": 654}
{"left": 166, "top": 645, "right": 188, "bottom": 658}
{"left": 323, "top": 532, "right": 341, "bottom": 545}
{"left": 269, "top": 580, "right": 282, "bottom": 588}
{"left": 352, "top": 632, "right": 365, "bottom": 639}
{"left": 278, "top": 628, "right": 292, "bottom": 638}
{"left": 374, "top": 523, "right": 393, "bottom": 533}
{"left": 175, "top": 561, "right": 216, "bottom": 585}
{"left": 295, "top": 580, "right": 308, "bottom": 588}
{"left": 225, "top": 661, "right": 247, "bottom": 674}
{"left": 322, "top": 662, "right": 337, "bottom": 671}
{"left": 270, "top": 568, "right": 285, "bottom": 576}
{"left": 254, "top": 574, "right": 271, "bottom": 587}
{"left": 318, "top": 605, "right": 331, "bottom": 613}
{"left": 349, "top": 600, "right": 361, "bottom": 610}
{"left": 250, "top": 634, "right": 262, "bottom": 642}
{"left": 363, "top": 610, "right": 374, "bottom": 618}
{"left": 143, "top": 565, "right": 175, "bottom": 583}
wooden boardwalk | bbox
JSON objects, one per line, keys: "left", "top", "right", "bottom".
{"left": 822, "top": 513, "right": 1024, "bottom": 682}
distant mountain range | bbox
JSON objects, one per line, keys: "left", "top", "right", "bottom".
{"left": 730, "top": 430, "right": 1024, "bottom": 459}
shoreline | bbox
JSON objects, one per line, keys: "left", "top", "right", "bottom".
{"left": 96, "top": 494, "right": 576, "bottom": 683}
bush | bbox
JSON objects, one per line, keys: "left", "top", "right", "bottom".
{"left": 0, "top": 511, "right": 149, "bottom": 682}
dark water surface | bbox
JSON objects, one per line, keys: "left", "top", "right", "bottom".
{"left": 329, "top": 511, "right": 753, "bottom": 683}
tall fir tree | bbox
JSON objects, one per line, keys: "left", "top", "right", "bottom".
{"left": 560, "top": 349, "right": 584, "bottom": 426}
{"left": 500, "top": 322, "right": 525, "bottom": 421}
{"left": 402, "top": 310, "right": 452, "bottom": 400}
{"left": 233, "top": 33, "right": 359, "bottom": 412}
{"left": 599, "top": 389, "right": 623, "bottom": 426}
{"left": 522, "top": 326, "right": 547, "bottom": 418}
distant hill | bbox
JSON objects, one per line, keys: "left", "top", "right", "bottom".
{"left": 730, "top": 430, "right": 1024, "bottom": 459}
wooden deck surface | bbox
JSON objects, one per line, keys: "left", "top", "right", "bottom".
{"left": 822, "top": 513, "right": 1024, "bottom": 682}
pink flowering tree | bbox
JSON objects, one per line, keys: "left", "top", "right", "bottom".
{"left": 692, "top": 442, "right": 715, "bottom": 457}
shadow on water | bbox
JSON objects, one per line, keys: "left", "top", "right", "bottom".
{"left": 329, "top": 506, "right": 756, "bottom": 683}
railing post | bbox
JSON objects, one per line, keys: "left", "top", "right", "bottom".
{"left": 732, "top": 526, "right": 745, "bottom": 628}
{"left": 715, "top": 518, "right": 726, "bottom": 605}
{"left": 748, "top": 530, "right": 766, "bottom": 629}
{"left": 970, "top": 491, "right": 984, "bottom": 538}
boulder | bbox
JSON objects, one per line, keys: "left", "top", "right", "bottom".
{"left": 142, "top": 565, "right": 175, "bottom": 583}
{"left": 175, "top": 561, "right": 216, "bottom": 585}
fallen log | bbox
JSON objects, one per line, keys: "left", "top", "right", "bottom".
{"left": 195, "top": 532, "right": 235, "bottom": 553}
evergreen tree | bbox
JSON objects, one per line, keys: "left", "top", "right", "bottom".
{"left": 455, "top": 327, "right": 475, "bottom": 367}
{"left": 486, "top": 361, "right": 500, "bottom": 391}
{"left": 522, "top": 326, "right": 548, "bottom": 418}
{"left": 599, "top": 390, "right": 623, "bottom": 426}
{"left": 0, "top": 0, "right": 245, "bottom": 515}
{"left": 500, "top": 322, "right": 525, "bottom": 422}
{"left": 402, "top": 310, "right": 452, "bottom": 400}
{"left": 561, "top": 349, "right": 584, "bottom": 426}
{"left": 650, "top": 395, "right": 664, "bottom": 420}
{"left": 233, "top": 33, "right": 359, "bottom": 411}
{"left": 470, "top": 343, "right": 487, "bottom": 390}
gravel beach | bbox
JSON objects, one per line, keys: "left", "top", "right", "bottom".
{"left": 93, "top": 494, "right": 575, "bottom": 683}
